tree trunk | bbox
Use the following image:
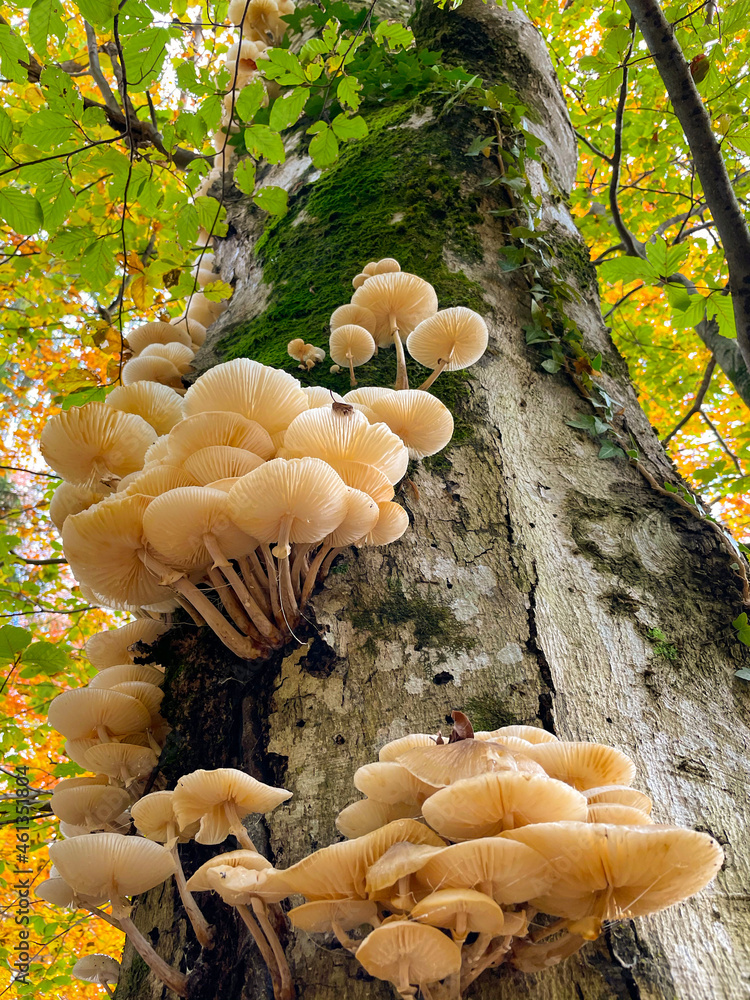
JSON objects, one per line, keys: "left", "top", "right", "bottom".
{"left": 115, "top": 2, "right": 750, "bottom": 999}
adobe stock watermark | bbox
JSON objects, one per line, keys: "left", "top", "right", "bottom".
{"left": 11, "top": 765, "right": 34, "bottom": 986}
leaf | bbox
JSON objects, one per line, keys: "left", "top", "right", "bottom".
{"left": 54, "top": 369, "right": 100, "bottom": 390}
{"left": 20, "top": 641, "right": 68, "bottom": 675}
{"left": 373, "top": 21, "right": 414, "bottom": 49}
{"left": 735, "top": 668, "right": 750, "bottom": 681}
{"left": 307, "top": 122, "right": 339, "bottom": 166}
{"left": 541, "top": 358, "right": 561, "bottom": 373}
{"left": 233, "top": 158, "right": 256, "bottom": 196}
{"left": 253, "top": 185, "right": 288, "bottom": 215}
{"left": 74, "top": 0, "right": 119, "bottom": 27}
{"left": 733, "top": 613, "right": 749, "bottom": 629}
{"left": 0, "top": 626, "right": 32, "bottom": 662}
{"left": 645, "top": 236, "right": 690, "bottom": 278}
{"left": 80, "top": 238, "right": 117, "bottom": 290}
{"left": 330, "top": 114, "right": 367, "bottom": 140}
{"left": 263, "top": 48, "right": 306, "bottom": 85}
{"left": 0, "top": 188, "right": 43, "bottom": 236}
{"left": 22, "top": 110, "right": 75, "bottom": 148}
{"left": 48, "top": 226, "right": 92, "bottom": 259}
{"left": 599, "top": 255, "right": 658, "bottom": 285}
{"left": 28, "top": 0, "right": 67, "bottom": 56}
{"left": 202, "top": 279, "right": 233, "bottom": 301}
{"left": 244, "top": 125, "right": 285, "bottom": 165}
{"left": 0, "top": 109, "right": 13, "bottom": 149}
{"left": 120, "top": 28, "right": 170, "bottom": 92}
{"left": 60, "top": 385, "right": 109, "bottom": 409}
{"left": 195, "top": 196, "right": 228, "bottom": 236}
{"left": 598, "top": 441, "right": 625, "bottom": 459}
{"left": 269, "top": 87, "right": 308, "bottom": 131}
{"left": 0, "top": 23, "right": 29, "bottom": 84}
{"left": 234, "top": 79, "right": 267, "bottom": 122}
{"left": 706, "top": 294, "right": 736, "bottom": 339}
{"left": 337, "top": 75, "right": 362, "bottom": 110}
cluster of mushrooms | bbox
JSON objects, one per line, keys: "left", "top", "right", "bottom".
{"left": 41, "top": 259, "right": 487, "bottom": 660}
{"left": 37, "top": 706, "right": 722, "bottom": 999}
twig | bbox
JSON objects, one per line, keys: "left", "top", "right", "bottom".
{"left": 574, "top": 130, "right": 613, "bottom": 165}
{"left": 699, "top": 411, "right": 744, "bottom": 474}
{"left": 0, "top": 465, "right": 60, "bottom": 479}
{"left": 661, "top": 357, "right": 716, "bottom": 445}
{"left": 602, "top": 283, "right": 644, "bottom": 320}
{"left": 84, "top": 22, "right": 120, "bottom": 113}
{"left": 609, "top": 24, "right": 644, "bottom": 259}
{"left": 10, "top": 552, "right": 67, "bottom": 566}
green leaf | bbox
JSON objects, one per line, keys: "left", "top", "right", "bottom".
{"left": 590, "top": 353, "right": 602, "bottom": 371}
{"left": 337, "top": 75, "right": 362, "bottom": 110}
{"left": 733, "top": 613, "right": 749, "bottom": 629}
{"left": 233, "top": 158, "right": 256, "bottom": 196}
{"left": 176, "top": 203, "right": 199, "bottom": 247}
{"left": 235, "top": 79, "right": 267, "bottom": 122}
{"left": 28, "top": 0, "right": 67, "bottom": 56}
{"left": 645, "top": 236, "right": 690, "bottom": 278}
{"left": 20, "top": 641, "right": 68, "bottom": 674}
{"left": 0, "top": 188, "right": 43, "bottom": 236}
{"left": 263, "top": 48, "right": 306, "bottom": 85}
{"left": 244, "top": 125, "right": 285, "bottom": 165}
{"left": 253, "top": 185, "right": 288, "bottom": 215}
{"left": 60, "top": 385, "right": 109, "bottom": 409}
{"left": 735, "top": 667, "right": 750, "bottom": 681}
{"left": 330, "top": 113, "right": 367, "bottom": 140}
{"left": 706, "top": 294, "right": 736, "bottom": 339}
{"left": 599, "top": 255, "right": 658, "bottom": 285}
{"left": 194, "top": 196, "right": 228, "bottom": 236}
{"left": 307, "top": 122, "right": 339, "bottom": 166}
{"left": 0, "top": 109, "right": 13, "bottom": 149}
{"left": 0, "top": 23, "right": 29, "bottom": 84}
{"left": 0, "top": 626, "right": 32, "bottom": 662}
{"left": 74, "top": 0, "right": 118, "bottom": 27}
{"left": 48, "top": 226, "right": 92, "bottom": 259}
{"left": 269, "top": 87, "right": 308, "bottom": 131}
{"left": 22, "top": 110, "right": 75, "bottom": 148}
{"left": 598, "top": 441, "right": 625, "bottom": 460}
{"left": 80, "top": 238, "right": 117, "bottom": 290}
{"left": 373, "top": 21, "right": 414, "bottom": 49}
{"left": 120, "top": 28, "right": 170, "bottom": 92}
{"left": 541, "top": 358, "right": 561, "bottom": 373}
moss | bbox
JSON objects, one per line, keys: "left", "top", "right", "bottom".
{"left": 552, "top": 233, "right": 597, "bottom": 292}
{"left": 217, "top": 98, "right": 487, "bottom": 385}
{"left": 646, "top": 626, "right": 679, "bottom": 661}
{"left": 351, "top": 579, "right": 474, "bottom": 652}
{"left": 115, "top": 953, "right": 148, "bottom": 998}
{"left": 462, "top": 694, "right": 521, "bottom": 731}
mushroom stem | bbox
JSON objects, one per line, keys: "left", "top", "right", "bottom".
{"left": 299, "top": 544, "right": 330, "bottom": 607}
{"left": 237, "top": 904, "right": 284, "bottom": 999}
{"left": 320, "top": 546, "right": 344, "bottom": 579}
{"left": 273, "top": 520, "right": 299, "bottom": 630}
{"left": 261, "top": 544, "right": 285, "bottom": 630}
{"left": 416, "top": 357, "right": 449, "bottom": 392}
{"left": 82, "top": 904, "right": 122, "bottom": 931}
{"left": 392, "top": 326, "right": 410, "bottom": 391}
{"left": 118, "top": 912, "right": 189, "bottom": 996}
{"left": 530, "top": 916, "right": 568, "bottom": 943}
{"left": 96, "top": 726, "right": 112, "bottom": 744}
{"left": 331, "top": 917, "right": 359, "bottom": 952}
{"left": 171, "top": 846, "right": 215, "bottom": 950}
{"left": 346, "top": 351, "right": 357, "bottom": 387}
{"left": 174, "top": 594, "right": 206, "bottom": 626}
{"left": 460, "top": 936, "right": 511, "bottom": 991}
{"left": 290, "top": 544, "right": 311, "bottom": 599}
{"left": 204, "top": 534, "right": 281, "bottom": 643}
{"left": 103, "top": 984, "right": 115, "bottom": 998}
{"left": 171, "top": 576, "right": 263, "bottom": 659}
{"left": 208, "top": 566, "right": 258, "bottom": 637}
{"left": 463, "top": 931, "right": 491, "bottom": 969}
{"left": 238, "top": 555, "right": 273, "bottom": 617}
{"left": 251, "top": 899, "right": 294, "bottom": 1000}
{"left": 225, "top": 801, "right": 258, "bottom": 851}
{"left": 247, "top": 548, "right": 270, "bottom": 589}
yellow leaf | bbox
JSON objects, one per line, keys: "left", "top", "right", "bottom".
{"left": 52, "top": 369, "right": 100, "bottom": 391}
{"left": 130, "top": 274, "right": 152, "bottom": 310}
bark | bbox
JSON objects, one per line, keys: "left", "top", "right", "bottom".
{"left": 115, "top": 3, "right": 750, "bottom": 999}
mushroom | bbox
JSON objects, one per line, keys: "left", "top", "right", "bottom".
{"left": 355, "top": 920, "right": 462, "bottom": 997}
{"left": 479, "top": 724, "right": 558, "bottom": 744}
{"left": 583, "top": 784, "right": 653, "bottom": 813}
{"left": 330, "top": 303, "right": 377, "bottom": 337}
{"left": 351, "top": 272, "right": 439, "bottom": 390}
{"left": 336, "top": 799, "right": 421, "bottom": 839}
{"left": 41, "top": 403, "right": 157, "bottom": 491}
{"left": 355, "top": 501, "right": 409, "bottom": 547}
{"left": 393, "top": 737, "right": 542, "bottom": 788}
{"left": 183, "top": 359, "right": 308, "bottom": 439}
{"left": 228, "top": 0, "right": 289, "bottom": 42}
{"left": 421, "top": 772, "right": 588, "bottom": 839}
{"left": 47, "top": 688, "right": 150, "bottom": 744}
{"left": 324, "top": 459, "right": 395, "bottom": 502}
{"left": 586, "top": 803, "right": 653, "bottom": 825}
{"left": 302, "top": 386, "right": 345, "bottom": 408}
{"left": 49, "top": 833, "right": 187, "bottom": 996}
{"left": 84, "top": 742, "right": 158, "bottom": 786}
{"left": 170, "top": 314, "right": 207, "bottom": 349}
{"left": 84, "top": 619, "right": 169, "bottom": 670}
{"left": 522, "top": 741, "right": 637, "bottom": 790}
{"left": 131, "top": 791, "right": 213, "bottom": 948}
{"left": 122, "top": 354, "right": 184, "bottom": 390}
{"left": 365, "top": 842, "right": 444, "bottom": 909}
{"left": 165, "top": 410, "right": 274, "bottom": 463}
{"left": 353, "top": 761, "right": 438, "bottom": 810}
{"left": 378, "top": 733, "right": 439, "bottom": 762}
{"left": 119, "top": 465, "right": 200, "bottom": 497}
{"left": 49, "top": 783, "right": 131, "bottom": 830}
{"left": 406, "top": 307, "right": 489, "bottom": 391}
{"left": 410, "top": 888, "right": 508, "bottom": 942}
{"left": 171, "top": 767, "right": 291, "bottom": 850}
{"left": 48, "top": 482, "right": 100, "bottom": 532}
{"left": 71, "top": 954, "right": 120, "bottom": 997}
{"left": 329, "top": 324, "right": 376, "bottom": 386}
{"left": 126, "top": 321, "right": 192, "bottom": 355}
{"left": 289, "top": 899, "right": 379, "bottom": 950}
{"left": 182, "top": 445, "right": 265, "bottom": 485}
{"left": 348, "top": 388, "right": 454, "bottom": 459}
{"left": 185, "top": 291, "right": 225, "bottom": 329}
{"left": 106, "top": 382, "right": 185, "bottom": 436}
{"left": 140, "top": 342, "right": 196, "bottom": 374}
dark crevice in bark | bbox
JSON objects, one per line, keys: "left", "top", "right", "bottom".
{"left": 526, "top": 561, "right": 557, "bottom": 735}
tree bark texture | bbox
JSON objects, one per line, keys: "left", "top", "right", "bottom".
{"left": 115, "top": 3, "right": 750, "bottom": 999}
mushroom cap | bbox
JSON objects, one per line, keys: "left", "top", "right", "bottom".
{"left": 360, "top": 389, "right": 454, "bottom": 459}
{"left": 205, "top": 863, "right": 286, "bottom": 905}
{"left": 587, "top": 804, "right": 653, "bottom": 826}
{"left": 49, "top": 482, "right": 101, "bottom": 532}
{"left": 48, "top": 688, "right": 150, "bottom": 741}
{"left": 394, "top": 739, "right": 536, "bottom": 788}
{"left": 105, "top": 382, "right": 183, "bottom": 434}
{"left": 502, "top": 822, "right": 724, "bottom": 921}
{"left": 411, "top": 888, "right": 508, "bottom": 937}
{"left": 63, "top": 494, "right": 173, "bottom": 608}
{"left": 140, "top": 342, "right": 196, "bottom": 373}
{"left": 351, "top": 272, "right": 438, "bottom": 346}
{"left": 186, "top": 291, "right": 224, "bottom": 328}
{"left": 584, "top": 785, "right": 653, "bottom": 814}
{"left": 50, "top": 784, "right": 131, "bottom": 827}
{"left": 330, "top": 303, "right": 377, "bottom": 336}
{"left": 362, "top": 258, "right": 401, "bottom": 276}
{"left": 120, "top": 465, "right": 200, "bottom": 498}
{"left": 166, "top": 410, "right": 274, "bottom": 463}
{"left": 289, "top": 899, "right": 379, "bottom": 934}
{"left": 302, "top": 386, "right": 345, "bottom": 408}
{"left": 84, "top": 619, "right": 169, "bottom": 670}
{"left": 109, "top": 680, "right": 164, "bottom": 716}
{"left": 329, "top": 325, "right": 377, "bottom": 367}
{"left": 72, "top": 954, "right": 121, "bottom": 985}
{"left": 364, "top": 842, "right": 444, "bottom": 899}
{"left": 324, "top": 459, "right": 395, "bottom": 503}
{"left": 421, "top": 772, "right": 588, "bottom": 839}
{"left": 228, "top": 458, "right": 349, "bottom": 549}
{"left": 355, "top": 501, "right": 409, "bottom": 546}
{"left": 269, "top": 819, "right": 446, "bottom": 900}
{"left": 41, "top": 403, "right": 157, "bottom": 490}
{"left": 171, "top": 315, "right": 208, "bottom": 348}
{"left": 406, "top": 307, "right": 489, "bottom": 371}
{"left": 378, "top": 733, "right": 439, "bottom": 762}
{"left": 131, "top": 790, "right": 199, "bottom": 844}
{"left": 126, "top": 321, "right": 192, "bottom": 355}
{"left": 122, "top": 355, "right": 183, "bottom": 389}
{"left": 524, "top": 741, "right": 637, "bottom": 791}
{"left": 143, "top": 435, "right": 171, "bottom": 466}
{"left": 172, "top": 768, "right": 292, "bottom": 845}
{"left": 323, "top": 488, "right": 379, "bottom": 547}
{"left": 354, "top": 761, "right": 438, "bottom": 807}
{"left": 49, "top": 832, "right": 177, "bottom": 905}
{"left": 356, "top": 921, "right": 461, "bottom": 987}
{"left": 182, "top": 445, "right": 265, "bottom": 485}
{"left": 142, "top": 487, "right": 256, "bottom": 570}
{"left": 415, "top": 837, "right": 553, "bottom": 905}
{"left": 281, "top": 406, "right": 409, "bottom": 485}
{"left": 186, "top": 850, "right": 272, "bottom": 891}
{"left": 183, "top": 359, "right": 308, "bottom": 436}
{"left": 336, "top": 799, "right": 421, "bottom": 839}
{"left": 35, "top": 874, "right": 108, "bottom": 908}
{"left": 84, "top": 742, "right": 158, "bottom": 781}
{"left": 481, "top": 725, "right": 558, "bottom": 744}
{"left": 64, "top": 737, "right": 102, "bottom": 769}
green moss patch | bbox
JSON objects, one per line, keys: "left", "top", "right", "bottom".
{"left": 351, "top": 579, "right": 475, "bottom": 652}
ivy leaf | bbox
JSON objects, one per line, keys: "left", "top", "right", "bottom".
{"left": 599, "top": 255, "right": 658, "bottom": 285}
{"left": 307, "top": 121, "right": 339, "bottom": 166}
{"left": 598, "top": 441, "right": 625, "bottom": 459}
{"left": 263, "top": 48, "right": 306, "bottom": 85}
{"left": 0, "top": 626, "right": 32, "bottom": 663}
{"left": 0, "top": 188, "right": 43, "bottom": 236}
{"left": 235, "top": 79, "right": 267, "bottom": 122}
{"left": 330, "top": 114, "right": 367, "bottom": 140}
{"left": 233, "top": 159, "right": 256, "bottom": 196}
{"left": 269, "top": 87, "right": 308, "bottom": 131}
{"left": 253, "top": 185, "right": 288, "bottom": 215}
{"left": 28, "top": 0, "right": 67, "bottom": 56}
{"left": 0, "top": 23, "right": 29, "bottom": 84}
{"left": 244, "top": 125, "right": 285, "bottom": 165}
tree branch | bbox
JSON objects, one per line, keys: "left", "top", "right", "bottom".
{"left": 609, "top": 26, "right": 645, "bottom": 259}
{"left": 84, "top": 21, "right": 119, "bottom": 114}
{"left": 11, "top": 552, "right": 67, "bottom": 566}
{"left": 700, "top": 411, "right": 744, "bottom": 474}
{"left": 662, "top": 356, "right": 716, "bottom": 446}
{"left": 624, "top": 0, "right": 750, "bottom": 373}
{"left": 0, "top": 465, "right": 60, "bottom": 479}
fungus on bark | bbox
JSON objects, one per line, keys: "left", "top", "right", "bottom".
{"left": 407, "top": 306, "right": 489, "bottom": 391}
{"left": 71, "top": 954, "right": 120, "bottom": 996}
{"left": 329, "top": 324, "right": 376, "bottom": 386}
